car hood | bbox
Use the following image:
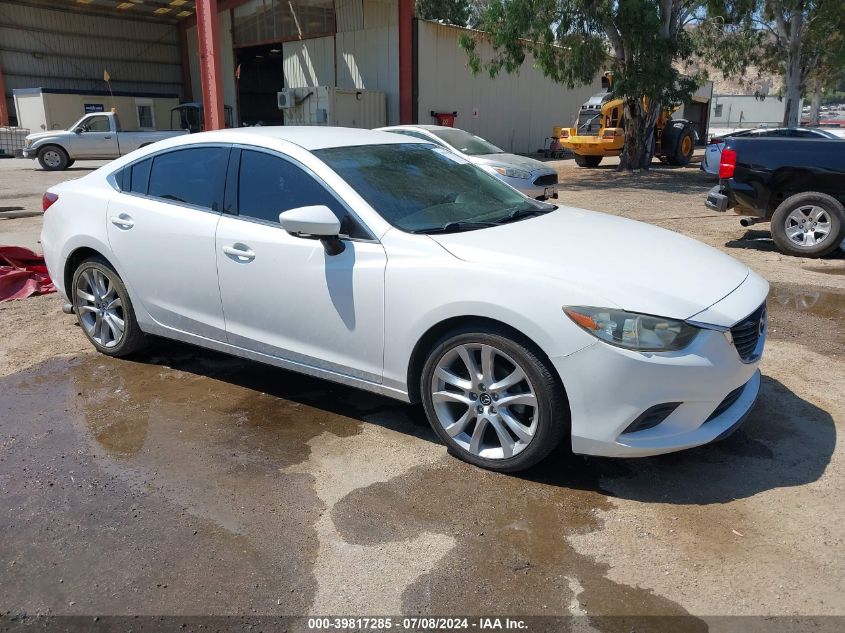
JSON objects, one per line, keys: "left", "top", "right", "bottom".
{"left": 26, "top": 130, "right": 68, "bottom": 141}
{"left": 470, "top": 153, "right": 552, "bottom": 173}
{"left": 429, "top": 207, "right": 749, "bottom": 321}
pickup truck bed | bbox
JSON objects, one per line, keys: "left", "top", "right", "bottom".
{"left": 705, "top": 137, "right": 845, "bottom": 257}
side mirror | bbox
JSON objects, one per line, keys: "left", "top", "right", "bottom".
{"left": 279, "top": 205, "right": 345, "bottom": 256}
{"left": 74, "top": 127, "right": 84, "bottom": 134}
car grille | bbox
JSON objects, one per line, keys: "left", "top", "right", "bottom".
{"left": 730, "top": 303, "right": 766, "bottom": 362}
{"left": 533, "top": 173, "right": 558, "bottom": 186}
{"left": 704, "top": 384, "right": 745, "bottom": 423}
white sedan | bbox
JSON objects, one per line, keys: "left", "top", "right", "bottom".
{"left": 41, "top": 127, "right": 768, "bottom": 472}
{"left": 377, "top": 125, "right": 559, "bottom": 200}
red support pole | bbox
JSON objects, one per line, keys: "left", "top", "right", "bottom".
{"left": 195, "top": 0, "right": 225, "bottom": 130}
{"left": 0, "top": 60, "right": 10, "bottom": 127}
{"left": 398, "top": 0, "right": 413, "bottom": 124}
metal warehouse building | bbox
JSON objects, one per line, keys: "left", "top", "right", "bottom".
{"left": 1, "top": 0, "right": 599, "bottom": 154}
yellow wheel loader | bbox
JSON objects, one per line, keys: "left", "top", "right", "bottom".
{"left": 558, "top": 73, "right": 697, "bottom": 168}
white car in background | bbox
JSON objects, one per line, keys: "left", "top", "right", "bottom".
{"left": 41, "top": 127, "right": 768, "bottom": 472}
{"left": 701, "top": 127, "right": 841, "bottom": 176}
{"left": 378, "top": 124, "right": 559, "bottom": 200}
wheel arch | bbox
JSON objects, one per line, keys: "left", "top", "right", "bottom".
{"left": 64, "top": 246, "right": 117, "bottom": 298}
{"left": 405, "top": 315, "right": 571, "bottom": 415}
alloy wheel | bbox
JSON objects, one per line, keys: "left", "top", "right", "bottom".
{"left": 785, "top": 205, "right": 832, "bottom": 248}
{"left": 430, "top": 343, "right": 538, "bottom": 459}
{"left": 75, "top": 267, "right": 125, "bottom": 348}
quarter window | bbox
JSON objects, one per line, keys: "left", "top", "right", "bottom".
{"left": 129, "top": 158, "right": 152, "bottom": 195}
{"left": 237, "top": 150, "right": 367, "bottom": 238}
{"left": 148, "top": 147, "right": 230, "bottom": 210}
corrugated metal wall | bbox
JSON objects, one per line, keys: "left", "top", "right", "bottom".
{"left": 0, "top": 2, "right": 183, "bottom": 125}
{"left": 416, "top": 21, "right": 601, "bottom": 154}
{"left": 282, "top": 36, "right": 335, "bottom": 89}
{"left": 335, "top": 0, "right": 398, "bottom": 124}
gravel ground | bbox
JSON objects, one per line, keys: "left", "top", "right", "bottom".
{"left": 0, "top": 154, "right": 843, "bottom": 629}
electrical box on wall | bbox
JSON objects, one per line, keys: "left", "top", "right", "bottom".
{"left": 282, "top": 87, "right": 386, "bottom": 128}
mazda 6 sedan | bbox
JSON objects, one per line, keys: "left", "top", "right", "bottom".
{"left": 41, "top": 127, "right": 768, "bottom": 472}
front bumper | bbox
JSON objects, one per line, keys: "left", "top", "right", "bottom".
{"left": 552, "top": 281, "right": 768, "bottom": 458}
{"left": 21, "top": 147, "right": 36, "bottom": 159}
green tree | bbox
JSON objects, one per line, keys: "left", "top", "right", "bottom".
{"left": 461, "top": 0, "right": 702, "bottom": 171}
{"left": 416, "top": 0, "right": 472, "bottom": 26}
{"left": 702, "top": 0, "right": 845, "bottom": 127}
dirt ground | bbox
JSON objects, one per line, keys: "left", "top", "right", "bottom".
{"left": 0, "top": 155, "right": 843, "bottom": 629}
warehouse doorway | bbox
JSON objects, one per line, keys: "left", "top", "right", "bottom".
{"left": 236, "top": 45, "right": 285, "bottom": 126}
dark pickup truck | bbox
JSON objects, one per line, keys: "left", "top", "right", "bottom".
{"left": 705, "top": 136, "right": 845, "bottom": 257}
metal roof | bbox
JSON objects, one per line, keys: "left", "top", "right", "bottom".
{"left": 7, "top": 0, "right": 195, "bottom": 24}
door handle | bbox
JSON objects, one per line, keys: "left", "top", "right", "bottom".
{"left": 223, "top": 244, "right": 256, "bottom": 262}
{"left": 109, "top": 214, "right": 134, "bottom": 230}
{"left": 104, "top": 135, "right": 112, "bottom": 139}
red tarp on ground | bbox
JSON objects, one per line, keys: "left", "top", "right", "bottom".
{"left": 0, "top": 246, "right": 56, "bottom": 301}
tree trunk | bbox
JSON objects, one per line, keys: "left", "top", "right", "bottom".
{"left": 782, "top": 54, "right": 802, "bottom": 127}
{"left": 809, "top": 90, "right": 821, "bottom": 126}
{"left": 619, "top": 97, "right": 660, "bottom": 171}
{"left": 781, "top": 11, "right": 804, "bottom": 128}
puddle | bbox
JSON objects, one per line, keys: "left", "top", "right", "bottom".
{"left": 768, "top": 283, "right": 845, "bottom": 320}
{"left": 4, "top": 340, "right": 831, "bottom": 623}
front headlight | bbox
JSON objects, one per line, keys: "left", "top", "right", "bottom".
{"left": 492, "top": 166, "right": 531, "bottom": 179}
{"left": 563, "top": 306, "right": 700, "bottom": 351}
{"left": 24, "top": 138, "right": 32, "bottom": 148}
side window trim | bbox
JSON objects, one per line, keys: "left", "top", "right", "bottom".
{"left": 230, "top": 144, "right": 378, "bottom": 242}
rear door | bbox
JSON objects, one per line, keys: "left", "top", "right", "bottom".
{"left": 106, "top": 145, "right": 231, "bottom": 340}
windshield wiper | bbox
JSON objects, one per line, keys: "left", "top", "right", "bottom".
{"left": 493, "top": 204, "right": 556, "bottom": 225}
{"left": 411, "top": 220, "right": 500, "bottom": 234}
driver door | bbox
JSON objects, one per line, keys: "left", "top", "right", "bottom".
{"left": 215, "top": 147, "right": 387, "bottom": 383}
{"left": 70, "top": 115, "right": 118, "bottom": 158}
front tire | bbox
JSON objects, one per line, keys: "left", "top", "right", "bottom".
{"left": 770, "top": 191, "right": 845, "bottom": 258}
{"left": 420, "top": 328, "right": 568, "bottom": 472}
{"left": 573, "top": 154, "right": 602, "bottom": 168}
{"left": 37, "top": 145, "right": 69, "bottom": 171}
{"left": 71, "top": 257, "right": 146, "bottom": 357}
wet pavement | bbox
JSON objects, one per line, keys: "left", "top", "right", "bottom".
{"left": 0, "top": 335, "right": 838, "bottom": 626}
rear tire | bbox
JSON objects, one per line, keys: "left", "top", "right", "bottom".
{"left": 71, "top": 257, "right": 147, "bottom": 357}
{"left": 770, "top": 191, "right": 845, "bottom": 258}
{"left": 666, "top": 127, "right": 695, "bottom": 166}
{"left": 573, "top": 154, "right": 602, "bottom": 168}
{"left": 420, "top": 327, "right": 568, "bottom": 472}
{"left": 37, "top": 145, "right": 69, "bottom": 171}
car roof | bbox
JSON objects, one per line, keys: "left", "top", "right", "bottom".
{"left": 380, "top": 125, "right": 456, "bottom": 132}
{"left": 170, "top": 126, "right": 429, "bottom": 151}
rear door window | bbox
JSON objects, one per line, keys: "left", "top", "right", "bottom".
{"left": 148, "top": 146, "right": 230, "bottom": 210}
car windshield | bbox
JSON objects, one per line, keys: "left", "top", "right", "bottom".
{"left": 315, "top": 143, "right": 553, "bottom": 233}
{"left": 428, "top": 128, "right": 504, "bottom": 156}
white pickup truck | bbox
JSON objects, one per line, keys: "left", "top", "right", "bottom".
{"left": 21, "top": 112, "right": 188, "bottom": 171}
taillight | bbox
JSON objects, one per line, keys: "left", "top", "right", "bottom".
{"left": 602, "top": 128, "right": 617, "bottom": 139}
{"left": 719, "top": 149, "right": 737, "bottom": 179}
{"left": 42, "top": 192, "right": 59, "bottom": 212}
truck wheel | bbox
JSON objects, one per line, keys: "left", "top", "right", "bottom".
{"left": 771, "top": 192, "right": 845, "bottom": 258}
{"left": 666, "top": 127, "right": 695, "bottom": 166}
{"left": 37, "top": 145, "right": 69, "bottom": 171}
{"left": 574, "top": 154, "right": 602, "bottom": 168}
